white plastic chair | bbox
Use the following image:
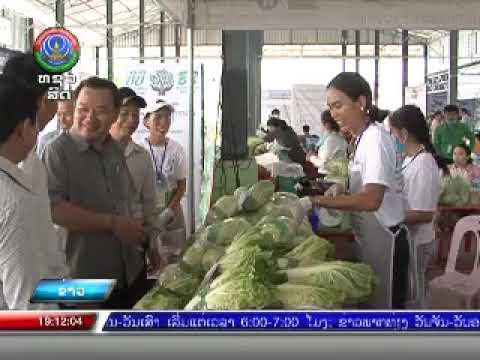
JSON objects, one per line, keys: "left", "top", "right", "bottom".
{"left": 428, "top": 215, "right": 480, "bottom": 309}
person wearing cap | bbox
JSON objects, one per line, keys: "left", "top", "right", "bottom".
{"left": 139, "top": 99, "right": 187, "bottom": 248}
{"left": 110, "top": 88, "right": 161, "bottom": 274}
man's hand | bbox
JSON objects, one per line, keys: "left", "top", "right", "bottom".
{"left": 112, "top": 215, "right": 147, "bottom": 244}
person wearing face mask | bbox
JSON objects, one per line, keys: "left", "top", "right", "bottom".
{"left": 389, "top": 105, "right": 445, "bottom": 309}
{"left": 139, "top": 100, "right": 187, "bottom": 252}
{"left": 434, "top": 105, "right": 475, "bottom": 163}
{"left": 299, "top": 72, "right": 409, "bottom": 309}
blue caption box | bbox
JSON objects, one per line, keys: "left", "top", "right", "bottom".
{"left": 103, "top": 311, "right": 480, "bottom": 332}
{"left": 30, "top": 279, "right": 117, "bottom": 303}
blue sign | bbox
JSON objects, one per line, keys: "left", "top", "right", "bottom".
{"left": 30, "top": 279, "right": 117, "bottom": 303}
{"left": 103, "top": 311, "right": 480, "bottom": 332}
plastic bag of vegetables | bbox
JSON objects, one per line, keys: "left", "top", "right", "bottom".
{"left": 157, "top": 263, "right": 202, "bottom": 298}
{"left": 134, "top": 286, "right": 185, "bottom": 310}
{"left": 278, "top": 261, "right": 377, "bottom": 305}
{"left": 205, "top": 195, "right": 240, "bottom": 225}
{"left": 240, "top": 180, "right": 275, "bottom": 212}
{"left": 440, "top": 169, "right": 471, "bottom": 206}
{"left": 273, "top": 283, "right": 342, "bottom": 309}
{"left": 324, "top": 157, "right": 349, "bottom": 187}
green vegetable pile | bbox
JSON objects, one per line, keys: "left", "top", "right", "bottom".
{"left": 135, "top": 181, "right": 377, "bottom": 310}
{"left": 440, "top": 169, "right": 471, "bottom": 207}
{"left": 324, "top": 156, "right": 349, "bottom": 188}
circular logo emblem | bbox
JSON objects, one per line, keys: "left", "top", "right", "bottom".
{"left": 33, "top": 27, "right": 80, "bottom": 73}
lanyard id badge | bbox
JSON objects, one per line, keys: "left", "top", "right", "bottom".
{"left": 148, "top": 139, "right": 169, "bottom": 193}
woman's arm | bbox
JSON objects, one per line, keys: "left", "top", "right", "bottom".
{"left": 311, "top": 183, "right": 386, "bottom": 212}
{"left": 168, "top": 179, "right": 187, "bottom": 212}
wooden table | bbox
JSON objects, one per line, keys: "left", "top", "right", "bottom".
{"left": 436, "top": 204, "right": 480, "bottom": 264}
{"left": 317, "top": 229, "right": 355, "bottom": 261}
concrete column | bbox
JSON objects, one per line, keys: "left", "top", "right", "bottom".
{"left": 374, "top": 30, "right": 380, "bottom": 105}
{"left": 355, "top": 30, "right": 360, "bottom": 73}
{"left": 139, "top": 0, "right": 145, "bottom": 63}
{"left": 106, "top": 0, "right": 113, "bottom": 80}
{"left": 449, "top": 30, "right": 458, "bottom": 104}
{"left": 402, "top": 30, "right": 408, "bottom": 106}
{"left": 55, "top": 0, "right": 65, "bottom": 27}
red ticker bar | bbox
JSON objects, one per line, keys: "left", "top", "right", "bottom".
{"left": 0, "top": 313, "right": 97, "bottom": 331}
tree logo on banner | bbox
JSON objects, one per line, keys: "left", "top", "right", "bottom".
{"left": 256, "top": 0, "right": 279, "bottom": 10}
{"left": 150, "top": 69, "right": 174, "bottom": 96}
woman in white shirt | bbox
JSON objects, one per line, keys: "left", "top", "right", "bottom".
{"left": 140, "top": 100, "right": 187, "bottom": 250}
{"left": 389, "top": 105, "right": 444, "bottom": 308}
{"left": 309, "top": 110, "right": 347, "bottom": 174}
{"left": 300, "top": 72, "right": 409, "bottom": 309}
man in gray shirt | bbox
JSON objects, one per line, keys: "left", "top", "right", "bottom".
{"left": 43, "top": 77, "right": 148, "bottom": 308}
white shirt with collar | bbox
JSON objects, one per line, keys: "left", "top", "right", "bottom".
{"left": 18, "top": 150, "right": 69, "bottom": 278}
{"left": 0, "top": 156, "right": 58, "bottom": 309}
{"left": 124, "top": 140, "right": 157, "bottom": 223}
{"left": 138, "top": 137, "right": 187, "bottom": 193}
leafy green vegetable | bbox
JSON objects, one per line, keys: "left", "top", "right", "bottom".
{"left": 274, "top": 283, "right": 342, "bottom": 309}
{"left": 204, "top": 217, "right": 251, "bottom": 246}
{"left": 296, "top": 220, "right": 314, "bottom": 238}
{"left": 440, "top": 169, "right": 471, "bottom": 206}
{"left": 324, "top": 157, "right": 349, "bottom": 187}
{"left": 280, "top": 261, "right": 377, "bottom": 305}
{"left": 248, "top": 136, "right": 265, "bottom": 156}
{"left": 241, "top": 180, "right": 275, "bottom": 212}
{"left": 134, "top": 287, "right": 185, "bottom": 310}
{"left": 283, "top": 235, "right": 335, "bottom": 267}
{"left": 157, "top": 263, "right": 202, "bottom": 298}
{"left": 206, "top": 195, "right": 240, "bottom": 225}
{"left": 202, "top": 246, "right": 225, "bottom": 273}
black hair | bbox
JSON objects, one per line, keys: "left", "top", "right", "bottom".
{"left": 370, "top": 106, "right": 390, "bottom": 123}
{"left": 327, "top": 72, "right": 381, "bottom": 123}
{"left": 2, "top": 51, "right": 56, "bottom": 99}
{"left": 0, "top": 75, "right": 38, "bottom": 144}
{"left": 271, "top": 108, "right": 280, "bottom": 115}
{"left": 73, "top": 77, "right": 121, "bottom": 109}
{"left": 460, "top": 107, "right": 471, "bottom": 116}
{"left": 432, "top": 110, "right": 443, "bottom": 118}
{"left": 390, "top": 105, "right": 449, "bottom": 175}
{"left": 444, "top": 104, "right": 459, "bottom": 113}
{"left": 321, "top": 110, "right": 340, "bottom": 132}
{"left": 303, "top": 125, "right": 310, "bottom": 133}
{"left": 453, "top": 143, "right": 473, "bottom": 165}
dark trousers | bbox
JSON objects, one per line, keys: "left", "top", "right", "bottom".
{"left": 102, "top": 272, "right": 156, "bottom": 309}
{"left": 391, "top": 226, "right": 410, "bottom": 309}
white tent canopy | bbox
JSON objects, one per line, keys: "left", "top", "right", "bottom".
{"left": 163, "top": 0, "right": 480, "bottom": 30}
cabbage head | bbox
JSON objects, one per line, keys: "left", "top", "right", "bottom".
{"left": 440, "top": 170, "right": 471, "bottom": 206}
{"left": 206, "top": 195, "right": 240, "bottom": 225}
{"left": 205, "top": 217, "right": 251, "bottom": 246}
{"left": 157, "top": 263, "right": 202, "bottom": 298}
{"left": 134, "top": 287, "right": 185, "bottom": 310}
{"left": 202, "top": 246, "right": 225, "bottom": 273}
{"left": 280, "top": 261, "right": 377, "bottom": 305}
{"left": 274, "top": 283, "right": 342, "bottom": 309}
{"left": 241, "top": 180, "right": 275, "bottom": 212}
{"left": 297, "top": 219, "right": 314, "bottom": 238}
{"left": 282, "top": 235, "right": 335, "bottom": 267}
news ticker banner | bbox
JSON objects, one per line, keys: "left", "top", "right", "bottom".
{"left": 2, "top": 311, "right": 480, "bottom": 332}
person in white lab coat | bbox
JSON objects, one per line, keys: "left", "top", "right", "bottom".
{"left": 309, "top": 110, "right": 347, "bottom": 174}
{"left": 139, "top": 100, "right": 187, "bottom": 251}
{"left": 299, "top": 72, "right": 409, "bottom": 309}
{"left": 389, "top": 105, "right": 445, "bottom": 308}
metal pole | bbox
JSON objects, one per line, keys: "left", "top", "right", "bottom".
{"left": 175, "top": 24, "right": 181, "bottom": 63}
{"left": 95, "top": 47, "right": 100, "bottom": 76}
{"left": 341, "top": 30, "right": 347, "bottom": 72}
{"left": 107, "top": 0, "right": 114, "bottom": 81}
{"left": 402, "top": 30, "right": 408, "bottom": 106}
{"left": 55, "top": 0, "right": 65, "bottom": 27}
{"left": 26, "top": 18, "right": 34, "bottom": 49}
{"left": 139, "top": 0, "right": 145, "bottom": 64}
{"left": 355, "top": 30, "right": 360, "bottom": 73}
{"left": 424, "top": 44, "right": 429, "bottom": 115}
{"left": 374, "top": 30, "right": 380, "bottom": 105}
{"left": 187, "top": 0, "right": 195, "bottom": 233}
{"left": 160, "top": 11, "right": 165, "bottom": 63}
{"left": 449, "top": 30, "right": 458, "bottom": 104}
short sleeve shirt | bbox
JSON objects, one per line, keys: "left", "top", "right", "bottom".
{"left": 43, "top": 131, "right": 144, "bottom": 288}
{"left": 353, "top": 124, "right": 405, "bottom": 228}
{"left": 139, "top": 137, "right": 187, "bottom": 193}
{"left": 403, "top": 152, "right": 442, "bottom": 245}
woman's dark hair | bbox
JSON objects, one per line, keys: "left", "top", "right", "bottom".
{"left": 390, "top": 105, "right": 449, "bottom": 175}
{"left": 321, "top": 110, "right": 340, "bottom": 132}
{"left": 453, "top": 143, "right": 473, "bottom": 165}
{"left": 327, "top": 72, "right": 380, "bottom": 123}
